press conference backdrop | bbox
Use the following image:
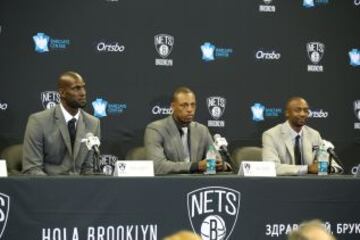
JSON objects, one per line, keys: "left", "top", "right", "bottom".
{"left": 0, "top": 0, "right": 359, "bottom": 172}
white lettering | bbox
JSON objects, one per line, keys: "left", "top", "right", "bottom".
{"left": 256, "top": 50, "right": 281, "bottom": 60}
{"left": 307, "top": 65, "right": 324, "bottom": 72}
{"left": 0, "top": 197, "right": 5, "bottom": 222}
{"left": 271, "top": 224, "right": 279, "bottom": 237}
{"left": 97, "top": 42, "right": 125, "bottom": 52}
{"left": 151, "top": 106, "right": 172, "bottom": 115}
{"left": 155, "top": 59, "right": 173, "bottom": 66}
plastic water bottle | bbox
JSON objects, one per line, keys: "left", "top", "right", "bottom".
{"left": 317, "top": 144, "right": 329, "bottom": 176}
{"left": 205, "top": 145, "right": 217, "bottom": 175}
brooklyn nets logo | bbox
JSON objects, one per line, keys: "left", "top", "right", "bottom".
{"left": 207, "top": 97, "right": 226, "bottom": 120}
{"left": 0, "top": 193, "right": 10, "bottom": 239}
{"left": 187, "top": 186, "right": 240, "bottom": 240}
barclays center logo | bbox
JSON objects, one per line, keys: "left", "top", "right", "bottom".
{"left": 349, "top": 49, "right": 360, "bottom": 67}
{"left": 251, "top": 103, "right": 282, "bottom": 122}
{"left": 0, "top": 193, "right": 10, "bottom": 239}
{"left": 201, "top": 42, "right": 233, "bottom": 62}
{"left": 303, "top": 0, "right": 329, "bottom": 8}
{"left": 41, "top": 91, "right": 60, "bottom": 109}
{"left": 33, "top": 32, "right": 70, "bottom": 53}
{"left": 306, "top": 42, "right": 325, "bottom": 72}
{"left": 207, "top": 96, "right": 226, "bottom": 127}
{"left": 187, "top": 186, "right": 240, "bottom": 240}
{"left": 92, "top": 98, "right": 127, "bottom": 118}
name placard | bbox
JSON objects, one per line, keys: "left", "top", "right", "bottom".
{"left": 238, "top": 161, "right": 276, "bottom": 177}
{"left": 113, "top": 161, "right": 154, "bottom": 177}
{"left": 0, "top": 160, "right": 8, "bottom": 177}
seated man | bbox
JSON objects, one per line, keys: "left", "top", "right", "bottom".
{"left": 144, "top": 87, "right": 224, "bottom": 175}
{"left": 22, "top": 71, "right": 101, "bottom": 175}
{"left": 262, "top": 97, "right": 343, "bottom": 175}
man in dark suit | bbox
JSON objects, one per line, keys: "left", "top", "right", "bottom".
{"left": 262, "top": 97, "right": 343, "bottom": 175}
{"left": 144, "top": 87, "right": 224, "bottom": 175}
{"left": 22, "top": 71, "right": 101, "bottom": 175}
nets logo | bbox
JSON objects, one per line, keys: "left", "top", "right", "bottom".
{"left": 259, "top": 0, "right": 276, "bottom": 12}
{"left": 0, "top": 193, "right": 10, "bottom": 239}
{"left": 187, "top": 186, "right": 240, "bottom": 240}
{"left": 207, "top": 97, "right": 226, "bottom": 127}
{"left": 154, "top": 34, "right": 174, "bottom": 66}
{"left": 41, "top": 91, "right": 60, "bottom": 109}
{"left": 99, "top": 154, "right": 118, "bottom": 176}
{"left": 306, "top": 42, "right": 325, "bottom": 72}
{"left": 355, "top": 0, "right": 360, "bottom": 6}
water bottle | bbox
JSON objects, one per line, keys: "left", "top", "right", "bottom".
{"left": 205, "top": 145, "right": 217, "bottom": 175}
{"left": 317, "top": 144, "right": 329, "bottom": 176}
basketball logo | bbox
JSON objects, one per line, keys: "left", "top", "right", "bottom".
{"left": 187, "top": 186, "right": 240, "bottom": 240}
{"left": 200, "top": 215, "right": 226, "bottom": 240}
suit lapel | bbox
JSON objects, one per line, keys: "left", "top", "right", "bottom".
{"left": 73, "top": 111, "right": 85, "bottom": 160}
{"left": 54, "top": 105, "right": 73, "bottom": 157}
{"left": 189, "top": 122, "right": 199, "bottom": 162}
{"left": 302, "top": 127, "right": 313, "bottom": 164}
{"left": 167, "top": 116, "right": 185, "bottom": 161}
{"left": 281, "top": 123, "right": 295, "bottom": 164}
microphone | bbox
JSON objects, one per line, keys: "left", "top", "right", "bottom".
{"left": 322, "top": 140, "right": 345, "bottom": 171}
{"left": 81, "top": 133, "right": 101, "bottom": 155}
{"left": 213, "top": 134, "right": 235, "bottom": 172}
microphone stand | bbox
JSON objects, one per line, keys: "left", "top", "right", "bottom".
{"left": 219, "top": 149, "right": 235, "bottom": 174}
{"left": 93, "top": 150, "right": 102, "bottom": 174}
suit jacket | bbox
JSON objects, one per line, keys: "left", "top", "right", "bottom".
{"left": 22, "top": 104, "right": 101, "bottom": 175}
{"left": 262, "top": 121, "right": 322, "bottom": 175}
{"left": 144, "top": 116, "right": 214, "bottom": 175}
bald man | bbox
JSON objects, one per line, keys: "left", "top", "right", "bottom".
{"left": 262, "top": 97, "right": 343, "bottom": 175}
{"left": 288, "top": 220, "right": 336, "bottom": 240}
{"left": 22, "top": 71, "right": 101, "bottom": 175}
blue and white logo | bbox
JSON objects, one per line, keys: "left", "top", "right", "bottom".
{"left": 32, "top": 32, "right": 70, "bottom": 53}
{"left": 201, "top": 42, "right": 215, "bottom": 61}
{"left": 349, "top": 49, "right": 360, "bottom": 67}
{"left": 251, "top": 103, "right": 282, "bottom": 122}
{"left": 251, "top": 103, "right": 265, "bottom": 121}
{"left": 303, "top": 0, "right": 315, "bottom": 7}
{"left": 92, "top": 98, "right": 127, "bottom": 118}
{"left": 201, "top": 42, "right": 233, "bottom": 62}
{"left": 92, "top": 98, "right": 108, "bottom": 118}
{"left": 33, "top": 33, "right": 50, "bottom": 53}
{"left": 303, "top": 0, "right": 329, "bottom": 8}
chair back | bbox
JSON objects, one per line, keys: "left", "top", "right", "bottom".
{"left": 1, "top": 144, "right": 23, "bottom": 175}
{"left": 125, "top": 146, "right": 147, "bottom": 160}
{"left": 231, "top": 146, "right": 262, "bottom": 173}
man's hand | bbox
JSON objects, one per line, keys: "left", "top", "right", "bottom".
{"left": 308, "top": 161, "right": 318, "bottom": 174}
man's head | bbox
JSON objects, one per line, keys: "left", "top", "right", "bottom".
{"left": 288, "top": 220, "right": 336, "bottom": 240}
{"left": 285, "top": 97, "right": 310, "bottom": 132}
{"left": 58, "top": 71, "right": 86, "bottom": 114}
{"left": 163, "top": 230, "right": 202, "bottom": 240}
{"left": 171, "top": 87, "right": 196, "bottom": 126}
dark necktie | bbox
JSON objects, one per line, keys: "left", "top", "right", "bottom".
{"left": 68, "top": 118, "right": 76, "bottom": 149}
{"left": 294, "top": 135, "right": 302, "bottom": 165}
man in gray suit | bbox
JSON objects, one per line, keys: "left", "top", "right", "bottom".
{"left": 144, "top": 87, "right": 224, "bottom": 175}
{"left": 262, "top": 97, "right": 343, "bottom": 176}
{"left": 22, "top": 71, "right": 101, "bottom": 175}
